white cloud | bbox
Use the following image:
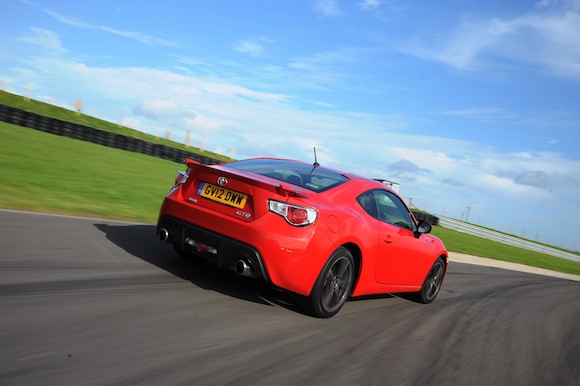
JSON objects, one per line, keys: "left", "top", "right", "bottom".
{"left": 477, "top": 174, "right": 542, "bottom": 196}
{"left": 234, "top": 40, "right": 265, "bottom": 57}
{"left": 442, "top": 178, "right": 465, "bottom": 187}
{"left": 442, "top": 107, "right": 508, "bottom": 117}
{"left": 399, "top": 3, "right": 580, "bottom": 80}
{"left": 313, "top": 0, "right": 343, "bottom": 18}
{"left": 19, "top": 28, "right": 67, "bottom": 55}
{"left": 504, "top": 170, "right": 580, "bottom": 189}
{"left": 234, "top": 38, "right": 274, "bottom": 57}
{"left": 133, "top": 99, "right": 181, "bottom": 119}
{"left": 285, "top": 47, "right": 375, "bottom": 91}
{"left": 359, "top": 0, "right": 382, "bottom": 11}
{"left": 45, "top": 10, "right": 91, "bottom": 28}
{"left": 182, "top": 111, "right": 222, "bottom": 132}
{"left": 45, "top": 10, "right": 181, "bottom": 47}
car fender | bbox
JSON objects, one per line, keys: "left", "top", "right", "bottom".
{"left": 314, "top": 213, "right": 381, "bottom": 293}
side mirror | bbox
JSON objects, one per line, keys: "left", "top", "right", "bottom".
{"left": 415, "top": 220, "right": 432, "bottom": 237}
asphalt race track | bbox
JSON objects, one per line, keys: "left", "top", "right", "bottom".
{"left": 1, "top": 210, "right": 579, "bottom": 385}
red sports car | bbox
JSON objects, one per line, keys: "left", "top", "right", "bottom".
{"left": 157, "top": 157, "right": 448, "bottom": 317}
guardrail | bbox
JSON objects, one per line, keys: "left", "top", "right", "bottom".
{"left": 438, "top": 217, "right": 579, "bottom": 262}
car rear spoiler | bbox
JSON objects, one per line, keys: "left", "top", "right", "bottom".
{"left": 185, "top": 158, "right": 306, "bottom": 198}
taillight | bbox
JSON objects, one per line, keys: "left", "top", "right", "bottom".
{"left": 174, "top": 170, "right": 188, "bottom": 187}
{"left": 268, "top": 200, "right": 318, "bottom": 226}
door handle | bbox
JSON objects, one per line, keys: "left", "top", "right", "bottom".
{"left": 383, "top": 237, "right": 394, "bottom": 244}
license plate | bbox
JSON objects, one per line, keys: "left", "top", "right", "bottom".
{"left": 197, "top": 182, "right": 248, "bottom": 209}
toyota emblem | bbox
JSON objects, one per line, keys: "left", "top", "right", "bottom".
{"left": 217, "top": 177, "right": 228, "bottom": 186}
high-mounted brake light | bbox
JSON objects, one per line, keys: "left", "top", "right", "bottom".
{"left": 268, "top": 200, "right": 318, "bottom": 226}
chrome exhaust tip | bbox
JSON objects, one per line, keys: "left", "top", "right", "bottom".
{"left": 159, "top": 228, "right": 170, "bottom": 243}
{"left": 235, "top": 260, "right": 252, "bottom": 277}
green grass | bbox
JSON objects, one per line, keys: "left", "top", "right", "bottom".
{"left": 0, "top": 122, "right": 180, "bottom": 222}
{"left": 0, "top": 90, "right": 230, "bottom": 163}
{"left": 1, "top": 119, "right": 579, "bottom": 276}
{"left": 430, "top": 226, "right": 580, "bottom": 275}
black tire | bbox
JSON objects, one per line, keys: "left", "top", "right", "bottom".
{"left": 305, "top": 247, "right": 355, "bottom": 318}
{"left": 415, "top": 257, "right": 445, "bottom": 304}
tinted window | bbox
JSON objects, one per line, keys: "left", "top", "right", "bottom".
{"left": 356, "top": 190, "right": 377, "bottom": 218}
{"left": 226, "top": 159, "right": 349, "bottom": 193}
{"left": 375, "top": 190, "right": 416, "bottom": 231}
{"left": 357, "top": 189, "right": 416, "bottom": 231}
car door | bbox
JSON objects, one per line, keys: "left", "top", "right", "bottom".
{"left": 372, "top": 190, "right": 429, "bottom": 285}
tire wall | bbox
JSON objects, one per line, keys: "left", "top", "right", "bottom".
{"left": 0, "top": 104, "right": 222, "bottom": 165}
{"left": 411, "top": 211, "right": 439, "bottom": 226}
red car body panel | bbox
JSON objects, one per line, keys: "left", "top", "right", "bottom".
{"left": 157, "top": 158, "right": 448, "bottom": 299}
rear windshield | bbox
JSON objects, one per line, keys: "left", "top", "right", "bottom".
{"left": 225, "top": 159, "right": 349, "bottom": 193}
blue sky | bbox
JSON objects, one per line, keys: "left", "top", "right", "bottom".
{"left": 2, "top": 0, "right": 579, "bottom": 251}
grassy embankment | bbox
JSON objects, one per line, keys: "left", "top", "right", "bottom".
{"left": 0, "top": 91, "right": 578, "bottom": 275}
{"left": 0, "top": 121, "right": 177, "bottom": 222}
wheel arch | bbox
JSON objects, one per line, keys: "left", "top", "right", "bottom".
{"left": 440, "top": 253, "right": 449, "bottom": 269}
{"left": 439, "top": 253, "right": 449, "bottom": 276}
{"left": 341, "top": 242, "right": 363, "bottom": 291}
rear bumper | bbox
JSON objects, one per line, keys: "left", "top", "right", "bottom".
{"left": 157, "top": 214, "right": 269, "bottom": 280}
{"left": 156, "top": 190, "right": 335, "bottom": 296}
